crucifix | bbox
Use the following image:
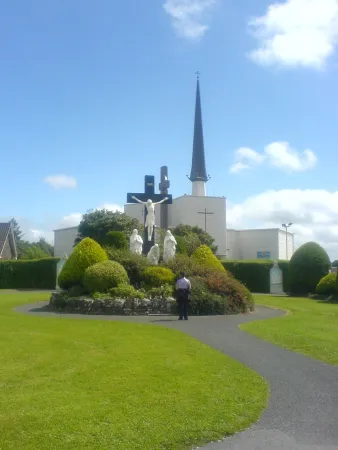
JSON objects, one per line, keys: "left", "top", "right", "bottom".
{"left": 127, "top": 175, "right": 172, "bottom": 255}
{"left": 198, "top": 208, "right": 214, "bottom": 232}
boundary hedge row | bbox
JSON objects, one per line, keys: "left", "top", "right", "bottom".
{"left": 222, "top": 260, "right": 289, "bottom": 293}
{"left": 0, "top": 258, "right": 59, "bottom": 290}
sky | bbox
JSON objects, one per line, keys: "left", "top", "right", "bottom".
{"left": 1, "top": 0, "right": 338, "bottom": 259}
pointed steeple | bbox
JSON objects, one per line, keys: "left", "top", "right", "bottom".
{"left": 189, "top": 74, "right": 208, "bottom": 184}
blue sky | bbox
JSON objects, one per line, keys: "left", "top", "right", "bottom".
{"left": 1, "top": 0, "right": 338, "bottom": 257}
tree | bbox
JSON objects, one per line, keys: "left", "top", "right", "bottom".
{"left": 332, "top": 260, "right": 338, "bottom": 268}
{"left": 172, "top": 224, "right": 217, "bottom": 254}
{"left": 9, "top": 219, "right": 54, "bottom": 259}
{"left": 20, "top": 245, "right": 50, "bottom": 260}
{"left": 34, "top": 237, "right": 54, "bottom": 256}
{"left": 10, "top": 218, "right": 27, "bottom": 257}
{"left": 76, "top": 209, "right": 142, "bottom": 246}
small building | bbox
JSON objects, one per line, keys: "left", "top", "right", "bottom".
{"left": 54, "top": 226, "right": 78, "bottom": 258}
{"left": 0, "top": 223, "right": 17, "bottom": 260}
{"left": 226, "top": 228, "right": 294, "bottom": 261}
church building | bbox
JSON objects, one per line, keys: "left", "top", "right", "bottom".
{"left": 125, "top": 76, "right": 227, "bottom": 255}
{"left": 54, "top": 77, "right": 294, "bottom": 260}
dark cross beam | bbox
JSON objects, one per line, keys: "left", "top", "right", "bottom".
{"left": 127, "top": 175, "right": 172, "bottom": 255}
{"left": 158, "top": 166, "right": 170, "bottom": 231}
{"left": 198, "top": 208, "right": 214, "bottom": 233}
{"left": 195, "top": 71, "right": 200, "bottom": 78}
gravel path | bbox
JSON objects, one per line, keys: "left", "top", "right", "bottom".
{"left": 16, "top": 302, "right": 338, "bottom": 450}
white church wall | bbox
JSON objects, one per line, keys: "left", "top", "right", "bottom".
{"left": 278, "top": 229, "right": 295, "bottom": 260}
{"left": 227, "top": 229, "right": 279, "bottom": 260}
{"left": 226, "top": 228, "right": 295, "bottom": 260}
{"left": 54, "top": 226, "right": 78, "bottom": 258}
{"left": 169, "top": 195, "right": 227, "bottom": 257}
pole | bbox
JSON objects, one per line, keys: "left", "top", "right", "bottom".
{"left": 286, "top": 226, "right": 288, "bottom": 260}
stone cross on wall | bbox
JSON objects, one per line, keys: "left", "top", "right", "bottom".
{"left": 127, "top": 175, "right": 172, "bottom": 255}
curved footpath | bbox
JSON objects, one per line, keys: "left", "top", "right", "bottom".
{"left": 17, "top": 302, "right": 338, "bottom": 450}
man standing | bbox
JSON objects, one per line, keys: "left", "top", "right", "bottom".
{"left": 175, "top": 272, "right": 191, "bottom": 321}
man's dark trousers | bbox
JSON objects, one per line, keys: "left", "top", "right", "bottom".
{"left": 177, "top": 289, "right": 189, "bottom": 320}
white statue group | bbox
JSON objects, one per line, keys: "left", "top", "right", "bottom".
{"left": 128, "top": 196, "right": 176, "bottom": 265}
{"left": 129, "top": 229, "right": 177, "bottom": 265}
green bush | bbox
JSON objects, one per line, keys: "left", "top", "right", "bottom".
{"left": 222, "top": 260, "right": 289, "bottom": 293}
{"left": 189, "top": 276, "right": 225, "bottom": 315}
{"left": 289, "top": 242, "right": 331, "bottom": 295}
{"left": 175, "top": 235, "right": 188, "bottom": 255}
{"left": 146, "top": 284, "right": 174, "bottom": 299}
{"left": 0, "top": 258, "right": 59, "bottom": 289}
{"left": 105, "top": 248, "right": 149, "bottom": 287}
{"left": 166, "top": 254, "right": 208, "bottom": 278}
{"left": 204, "top": 271, "right": 254, "bottom": 313}
{"left": 109, "top": 284, "right": 145, "bottom": 300}
{"left": 103, "top": 231, "right": 128, "bottom": 250}
{"left": 142, "top": 266, "right": 175, "bottom": 287}
{"left": 83, "top": 260, "right": 129, "bottom": 293}
{"left": 316, "top": 272, "right": 337, "bottom": 295}
{"left": 192, "top": 245, "right": 225, "bottom": 272}
{"left": 58, "top": 238, "right": 108, "bottom": 289}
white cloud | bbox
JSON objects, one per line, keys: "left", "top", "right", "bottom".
{"left": 163, "top": 0, "right": 217, "bottom": 39}
{"left": 44, "top": 174, "right": 77, "bottom": 190}
{"left": 229, "top": 141, "right": 317, "bottom": 174}
{"left": 230, "top": 147, "right": 264, "bottom": 173}
{"left": 227, "top": 189, "right": 338, "bottom": 259}
{"left": 248, "top": 0, "right": 338, "bottom": 68}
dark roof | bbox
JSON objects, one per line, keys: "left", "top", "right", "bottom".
{"left": 189, "top": 78, "right": 209, "bottom": 183}
{"left": 0, "top": 223, "right": 17, "bottom": 259}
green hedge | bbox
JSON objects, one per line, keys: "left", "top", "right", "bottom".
{"left": 0, "top": 258, "right": 59, "bottom": 290}
{"left": 222, "top": 260, "right": 289, "bottom": 293}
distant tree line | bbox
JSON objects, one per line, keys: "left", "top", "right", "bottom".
{"left": 10, "top": 218, "right": 54, "bottom": 259}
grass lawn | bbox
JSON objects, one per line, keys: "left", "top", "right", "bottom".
{"left": 241, "top": 295, "right": 338, "bottom": 365}
{"left": 0, "top": 292, "right": 268, "bottom": 450}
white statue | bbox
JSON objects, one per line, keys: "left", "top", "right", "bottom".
{"left": 163, "top": 230, "right": 177, "bottom": 263}
{"left": 131, "top": 196, "right": 169, "bottom": 241}
{"left": 129, "top": 229, "right": 143, "bottom": 255}
{"left": 147, "top": 244, "right": 160, "bottom": 265}
{"left": 270, "top": 260, "right": 284, "bottom": 294}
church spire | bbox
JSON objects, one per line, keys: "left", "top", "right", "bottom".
{"left": 189, "top": 73, "right": 209, "bottom": 196}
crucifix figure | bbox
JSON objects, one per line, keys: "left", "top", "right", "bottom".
{"left": 198, "top": 208, "right": 214, "bottom": 232}
{"left": 127, "top": 175, "right": 172, "bottom": 255}
{"left": 131, "top": 196, "right": 169, "bottom": 242}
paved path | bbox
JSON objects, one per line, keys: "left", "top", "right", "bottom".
{"left": 16, "top": 302, "right": 338, "bottom": 450}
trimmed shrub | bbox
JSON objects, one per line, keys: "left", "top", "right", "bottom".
{"left": 103, "top": 231, "right": 128, "bottom": 250}
{"left": 316, "top": 273, "right": 337, "bottom": 295}
{"left": 58, "top": 238, "right": 107, "bottom": 289}
{"left": 83, "top": 260, "right": 129, "bottom": 293}
{"left": 0, "top": 258, "right": 59, "bottom": 289}
{"left": 222, "top": 260, "right": 289, "bottom": 293}
{"left": 105, "top": 248, "right": 149, "bottom": 287}
{"left": 142, "top": 266, "right": 175, "bottom": 287}
{"left": 192, "top": 245, "right": 225, "bottom": 272}
{"left": 289, "top": 242, "right": 331, "bottom": 295}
